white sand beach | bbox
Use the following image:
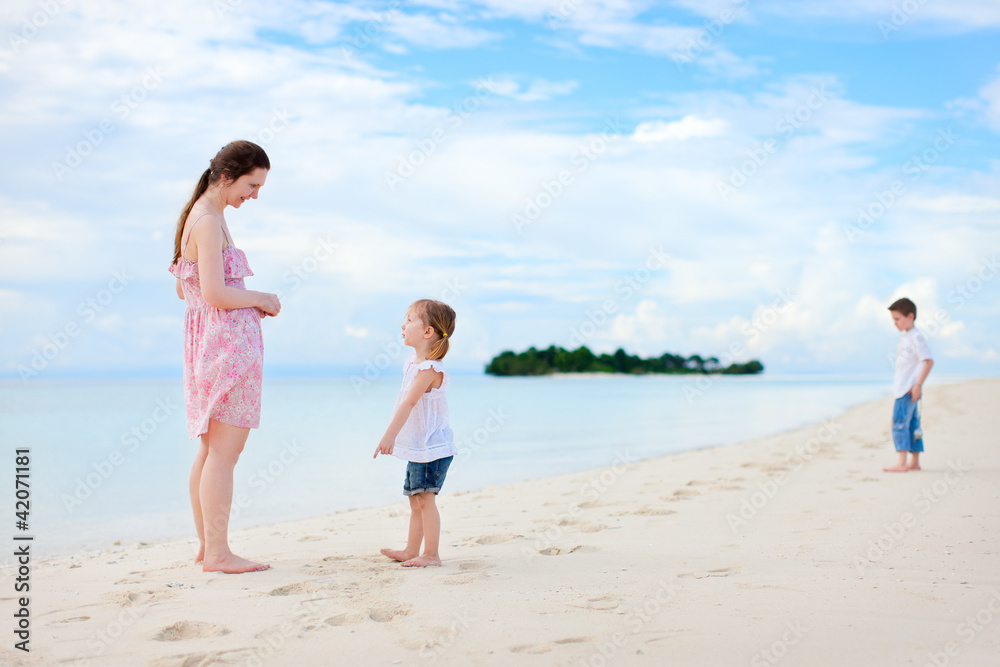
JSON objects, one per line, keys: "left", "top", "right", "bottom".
{"left": 6, "top": 378, "right": 999, "bottom": 666}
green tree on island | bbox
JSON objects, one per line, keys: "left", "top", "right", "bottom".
{"left": 484, "top": 346, "right": 764, "bottom": 376}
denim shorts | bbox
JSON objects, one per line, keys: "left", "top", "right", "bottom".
{"left": 403, "top": 456, "right": 453, "bottom": 496}
{"left": 892, "top": 394, "right": 924, "bottom": 453}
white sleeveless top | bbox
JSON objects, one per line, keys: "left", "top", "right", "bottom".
{"left": 391, "top": 353, "right": 456, "bottom": 463}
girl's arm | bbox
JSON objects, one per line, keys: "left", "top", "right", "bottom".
{"left": 175, "top": 278, "right": 184, "bottom": 300}
{"left": 374, "top": 369, "right": 442, "bottom": 458}
{"left": 191, "top": 215, "right": 281, "bottom": 314}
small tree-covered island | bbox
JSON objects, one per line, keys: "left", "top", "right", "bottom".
{"left": 485, "top": 345, "right": 764, "bottom": 376}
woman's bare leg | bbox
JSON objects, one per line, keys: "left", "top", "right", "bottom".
{"left": 200, "top": 419, "right": 269, "bottom": 573}
{"left": 189, "top": 435, "right": 209, "bottom": 563}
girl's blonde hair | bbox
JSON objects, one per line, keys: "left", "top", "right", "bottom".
{"left": 410, "top": 299, "right": 456, "bottom": 361}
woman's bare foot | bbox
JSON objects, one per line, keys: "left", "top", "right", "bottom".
{"left": 195, "top": 544, "right": 205, "bottom": 564}
{"left": 202, "top": 553, "right": 270, "bottom": 573}
{"left": 402, "top": 555, "right": 442, "bottom": 567}
{"left": 883, "top": 465, "right": 910, "bottom": 472}
{"left": 380, "top": 548, "right": 416, "bottom": 562}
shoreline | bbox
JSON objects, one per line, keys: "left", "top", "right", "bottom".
{"left": 9, "top": 378, "right": 999, "bottom": 666}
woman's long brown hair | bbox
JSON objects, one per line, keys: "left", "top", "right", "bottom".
{"left": 172, "top": 140, "right": 270, "bottom": 263}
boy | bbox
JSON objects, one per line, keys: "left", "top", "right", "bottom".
{"left": 884, "top": 297, "right": 934, "bottom": 472}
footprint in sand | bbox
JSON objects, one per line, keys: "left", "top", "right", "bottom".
{"left": 368, "top": 603, "right": 412, "bottom": 622}
{"left": 297, "top": 535, "right": 324, "bottom": 542}
{"left": 104, "top": 590, "right": 176, "bottom": 607}
{"left": 268, "top": 580, "right": 333, "bottom": 597}
{"left": 681, "top": 566, "right": 737, "bottom": 579}
{"left": 154, "top": 621, "right": 230, "bottom": 642}
{"left": 579, "top": 523, "right": 605, "bottom": 533}
{"left": 567, "top": 595, "right": 620, "bottom": 611}
{"left": 458, "top": 560, "right": 492, "bottom": 571}
{"left": 441, "top": 573, "right": 479, "bottom": 585}
{"left": 476, "top": 534, "right": 521, "bottom": 545}
{"left": 511, "top": 644, "right": 553, "bottom": 654}
{"left": 325, "top": 612, "right": 367, "bottom": 626}
{"left": 662, "top": 489, "right": 700, "bottom": 501}
{"left": 151, "top": 648, "right": 258, "bottom": 667}
{"left": 114, "top": 573, "right": 145, "bottom": 585}
{"left": 556, "top": 636, "right": 596, "bottom": 644}
{"left": 538, "top": 545, "right": 586, "bottom": 556}
{"left": 632, "top": 507, "right": 677, "bottom": 516}
{"left": 59, "top": 616, "right": 91, "bottom": 623}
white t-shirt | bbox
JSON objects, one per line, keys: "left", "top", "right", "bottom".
{"left": 391, "top": 354, "right": 456, "bottom": 463}
{"left": 893, "top": 327, "right": 933, "bottom": 398}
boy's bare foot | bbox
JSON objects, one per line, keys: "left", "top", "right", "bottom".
{"left": 402, "top": 555, "right": 442, "bottom": 567}
{"left": 882, "top": 465, "right": 910, "bottom": 472}
{"left": 202, "top": 554, "right": 270, "bottom": 573}
{"left": 908, "top": 464, "right": 922, "bottom": 471}
{"left": 380, "top": 548, "right": 416, "bottom": 562}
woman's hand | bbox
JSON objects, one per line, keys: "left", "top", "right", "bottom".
{"left": 257, "top": 292, "right": 281, "bottom": 317}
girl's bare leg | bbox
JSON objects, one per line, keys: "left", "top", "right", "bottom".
{"left": 200, "top": 419, "right": 269, "bottom": 573}
{"left": 381, "top": 495, "right": 423, "bottom": 562}
{"left": 189, "top": 435, "right": 210, "bottom": 563}
{"left": 403, "top": 493, "right": 441, "bottom": 567}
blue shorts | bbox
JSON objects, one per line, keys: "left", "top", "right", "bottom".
{"left": 892, "top": 394, "right": 924, "bottom": 453}
{"left": 403, "top": 456, "right": 453, "bottom": 496}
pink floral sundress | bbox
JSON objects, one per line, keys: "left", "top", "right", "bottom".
{"left": 169, "top": 240, "right": 263, "bottom": 439}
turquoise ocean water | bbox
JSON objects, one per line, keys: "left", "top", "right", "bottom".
{"left": 0, "top": 373, "right": 935, "bottom": 557}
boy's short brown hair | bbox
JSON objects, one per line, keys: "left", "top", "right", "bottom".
{"left": 888, "top": 297, "right": 916, "bottom": 320}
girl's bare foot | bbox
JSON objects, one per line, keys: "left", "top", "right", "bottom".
{"left": 883, "top": 465, "right": 910, "bottom": 472}
{"left": 402, "top": 555, "right": 442, "bottom": 567}
{"left": 908, "top": 464, "right": 922, "bottom": 471}
{"left": 380, "top": 548, "right": 416, "bottom": 562}
{"left": 195, "top": 544, "right": 205, "bottom": 564}
{"left": 202, "top": 553, "right": 270, "bottom": 573}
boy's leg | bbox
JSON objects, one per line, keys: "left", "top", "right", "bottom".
{"left": 381, "top": 495, "right": 424, "bottom": 562}
{"left": 884, "top": 450, "right": 909, "bottom": 472}
{"left": 885, "top": 395, "right": 916, "bottom": 472}
{"left": 908, "top": 400, "right": 923, "bottom": 470}
{"left": 403, "top": 492, "right": 442, "bottom": 567}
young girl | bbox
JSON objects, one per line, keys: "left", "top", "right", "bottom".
{"left": 374, "top": 299, "right": 457, "bottom": 567}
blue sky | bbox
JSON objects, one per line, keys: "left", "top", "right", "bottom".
{"left": 1, "top": 0, "right": 998, "bottom": 380}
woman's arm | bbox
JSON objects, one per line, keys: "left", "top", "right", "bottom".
{"left": 190, "top": 215, "right": 280, "bottom": 314}
{"left": 374, "top": 369, "right": 442, "bottom": 458}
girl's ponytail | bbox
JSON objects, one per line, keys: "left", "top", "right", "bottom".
{"left": 411, "top": 299, "right": 456, "bottom": 361}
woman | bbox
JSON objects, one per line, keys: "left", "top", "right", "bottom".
{"left": 169, "top": 140, "right": 280, "bottom": 573}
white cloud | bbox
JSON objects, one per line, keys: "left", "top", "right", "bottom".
{"left": 490, "top": 77, "right": 579, "bottom": 102}
{"left": 1, "top": 0, "right": 998, "bottom": 377}
{"left": 754, "top": 0, "right": 1000, "bottom": 30}
{"left": 632, "top": 115, "right": 728, "bottom": 142}
{"left": 384, "top": 12, "right": 501, "bottom": 48}
{"left": 977, "top": 67, "right": 1000, "bottom": 131}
